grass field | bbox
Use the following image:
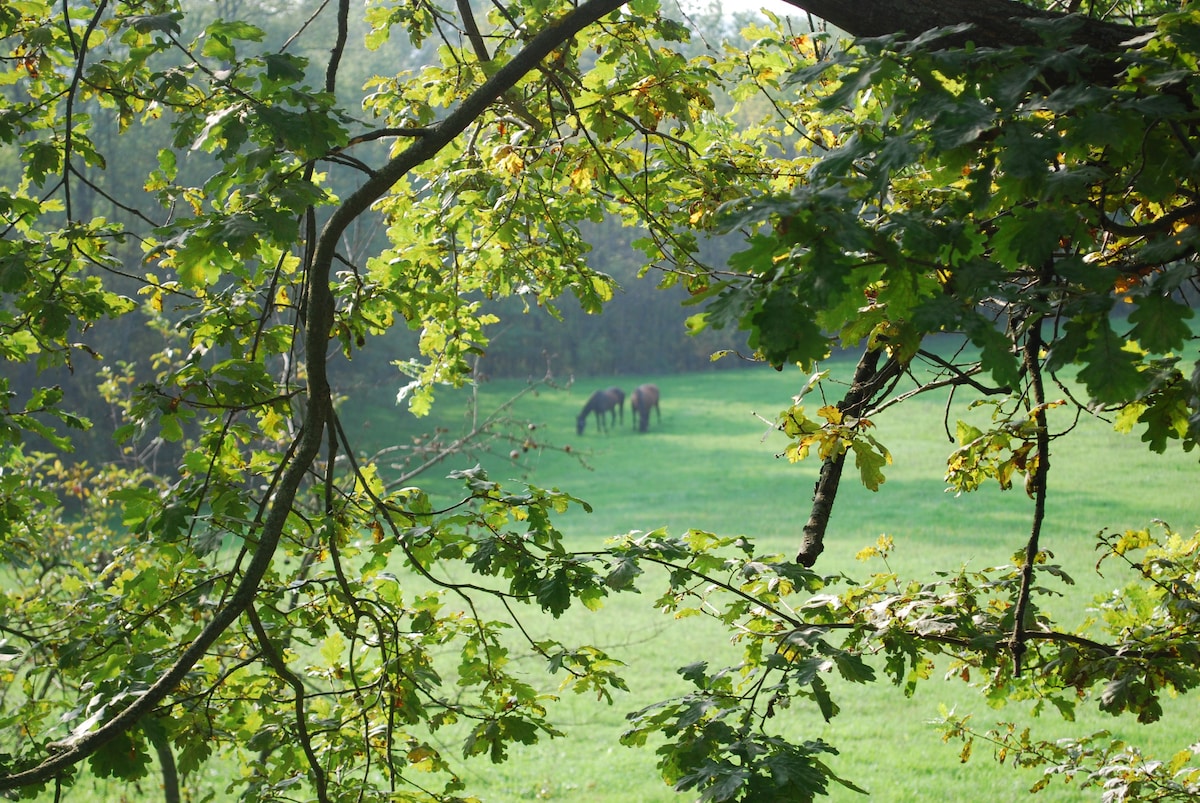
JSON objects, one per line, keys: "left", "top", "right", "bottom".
{"left": 328, "top": 357, "right": 1200, "bottom": 802}
{"left": 48, "top": 357, "right": 1200, "bottom": 802}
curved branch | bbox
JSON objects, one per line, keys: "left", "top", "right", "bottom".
{"left": 778, "top": 0, "right": 1145, "bottom": 52}
{"left": 0, "top": 415, "right": 322, "bottom": 789}
{"left": 146, "top": 720, "right": 180, "bottom": 803}
{"left": 60, "top": 0, "right": 111, "bottom": 220}
{"left": 457, "top": 0, "right": 493, "bottom": 63}
{"left": 0, "top": 0, "right": 631, "bottom": 790}
{"left": 316, "top": 0, "right": 629, "bottom": 256}
{"left": 1098, "top": 203, "right": 1200, "bottom": 238}
{"left": 247, "top": 607, "right": 330, "bottom": 803}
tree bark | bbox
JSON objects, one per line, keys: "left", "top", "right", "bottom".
{"left": 779, "top": 0, "right": 1145, "bottom": 52}
{"left": 146, "top": 724, "right": 180, "bottom": 803}
{"left": 796, "top": 349, "right": 900, "bottom": 566}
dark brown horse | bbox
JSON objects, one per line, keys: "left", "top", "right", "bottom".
{"left": 605, "top": 386, "right": 625, "bottom": 425}
{"left": 577, "top": 388, "right": 624, "bottom": 435}
{"left": 629, "top": 384, "right": 660, "bottom": 433}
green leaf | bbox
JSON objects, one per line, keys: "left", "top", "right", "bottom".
{"left": 24, "top": 141, "right": 60, "bottom": 186}
{"left": 748, "top": 289, "right": 830, "bottom": 369}
{"left": 536, "top": 568, "right": 573, "bottom": 617}
{"left": 89, "top": 731, "right": 152, "bottom": 780}
{"left": 262, "top": 53, "right": 307, "bottom": 84}
{"left": 1077, "top": 321, "right": 1145, "bottom": 404}
{"left": 850, "top": 438, "right": 889, "bottom": 491}
{"left": 604, "top": 556, "right": 642, "bottom": 590}
{"left": 124, "top": 12, "right": 184, "bottom": 35}
{"left": 964, "top": 315, "right": 1020, "bottom": 389}
{"left": 830, "top": 649, "right": 876, "bottom": 684}
{"left": 1045, "top": 315, "right": 1096, "bottom": 373}
{"left": 701, "top": 766, "right": 750, "bottom": 802}
{"left": 1128, "top": 292, "right": 1194, "bottom": 353}
{"left": 1134, "top": 388, "right": 1191, "bottom": 453}
{"left": 990, "top": 206, "right": 1071, "bottom": 270}
{"left": 811, "top": 676, "right": 837, "bottom": 722}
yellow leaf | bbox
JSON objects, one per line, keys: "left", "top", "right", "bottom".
{"left": 1168, "top": 749, "right": 1194, "bottom": 775}
{"left": 569, "top": 166, "right": 593, "bottom": 192}
{"left": 257, "top": 406, "right": 286, "bottom": 440}
{"left": 407, "top": 745, "right": 438, "bottom": 770}
{"left": 497, "top": 151, "right": 524, "bottom": 176}
{"left": 1113, "top": 528, "right": 1153, "bottom": 556}
{"left": 855, "top": 546, "right": 879, "bottom": 561}
{"left": 816, "top": 433, "right": 846, "bottom": 461}
{"left": 818, "top": 405, "right": 842, "bottom": 424}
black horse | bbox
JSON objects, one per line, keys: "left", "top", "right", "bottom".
{"left": 576, "top": 388, "right": 624, "bottom": 435}
{"left": 629, "top": 384, "right": 660, "bottom": 433}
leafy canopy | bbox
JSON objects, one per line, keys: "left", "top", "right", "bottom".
{"left": 1, "top": 0, "right": 1200, "bottom": 801}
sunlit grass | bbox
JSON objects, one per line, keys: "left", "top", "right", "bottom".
{"left": 30, "top": 359, "right": 1200, "bottom": 801}
{"left": 335, "top": 359, "right": 1200, "bottom": 802}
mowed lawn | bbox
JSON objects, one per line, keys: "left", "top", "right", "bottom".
{"left": 333, "top": 358, "right": 1200, "bottom": 802}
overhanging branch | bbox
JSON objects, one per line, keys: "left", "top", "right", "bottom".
{"left": 777, "top": 0, "right": 1146, "bottom": 51}
{"left": 0, "top": 0, "right": 630, "bottom": 789}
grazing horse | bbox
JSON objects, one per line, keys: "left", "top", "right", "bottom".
{"left": 605, "top": 386, "right": 626, "bottom": 426}
{"left": 576, "top": 388, "right": 623, "bottom": 435}
{"left": 629, "top": 384, "right": 660, "bottom": 433}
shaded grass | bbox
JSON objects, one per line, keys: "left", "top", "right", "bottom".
{"left": 336, "top": 361, "right": 1200, "bottom": 801}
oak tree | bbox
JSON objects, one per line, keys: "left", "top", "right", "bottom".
{"left": 2, "top": 0, "right": 1199, "bottom": 800}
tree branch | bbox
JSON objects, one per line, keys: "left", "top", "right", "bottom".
{"left": 0, "top": 0, "right": 631, "bottom": 790}
{"left": 796, "top": 348, "right": 901, "bottom": 567}
{"left": 247, "top": 607, "right": 330, "bottom": 803}
{"left": 317, "top": 0, "right": 628, "bottom": 254}
{"left": 778, "top": 0, "right": 1145, "bottom": 52}
{"left": 457, "top": 0, "right": 493, "bottom": 63}
{"left": 1010, "top": 286, "right": 1052, "bottom": 676}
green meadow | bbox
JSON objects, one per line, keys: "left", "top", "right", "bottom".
{"left": 50, "top": 357, "right": 1200, "bottom": 802}
{"left": 328, "top": 357, "right": 1200, "bottom": 802}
